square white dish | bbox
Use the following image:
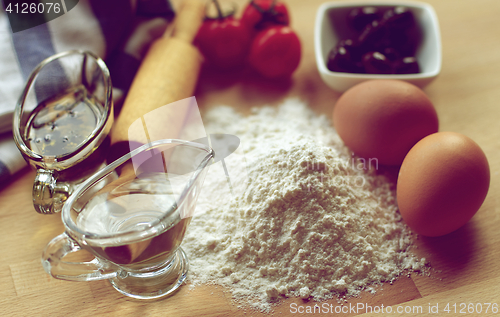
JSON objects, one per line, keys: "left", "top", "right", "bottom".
{"left": 314, "top": 1, "right": 442, "bottom": 92}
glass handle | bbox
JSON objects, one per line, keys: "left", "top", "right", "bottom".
{"left": 32, "top": 169, "right": 71, "bottom": 214}
{"left": 42, "top": 232, "right": 118, "bottom": 282}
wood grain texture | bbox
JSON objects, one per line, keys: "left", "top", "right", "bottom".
{"left": 2, "top": 0, "right": 500, "bottom": 316}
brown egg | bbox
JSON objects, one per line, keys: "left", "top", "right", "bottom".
{"left": 333, "top": 79, "right": 438, "bottom": 165}
{"left": 397, "top": 132, "right": 490, "bottom": 237}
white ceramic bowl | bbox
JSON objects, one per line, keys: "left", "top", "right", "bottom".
{"left": 314, "top": 1, "right": 442, "bottom": 92}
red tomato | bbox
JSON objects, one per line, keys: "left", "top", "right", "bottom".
{"left": 241, "top": 0, "right": 290, "bottom": 29}
{"left": 195, "top": 17, "right": 252, "bottom": 69}
{"left": 248, "top": 26, "right": 301, "bottom": 78}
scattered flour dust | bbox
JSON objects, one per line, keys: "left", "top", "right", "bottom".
{"left": 182, "top": 99, "right": 427, "bottom": 312}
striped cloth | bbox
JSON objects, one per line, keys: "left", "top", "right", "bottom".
{"left": 0, "top": 0, "right": 175, "bottom": 186}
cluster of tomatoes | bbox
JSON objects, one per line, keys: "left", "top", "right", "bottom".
{"left": 195, "top": 0, "right": 301, "bottom": 79}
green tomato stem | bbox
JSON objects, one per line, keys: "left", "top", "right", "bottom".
{"left": 212, "top": 0, "right": 224, "bottom": 20}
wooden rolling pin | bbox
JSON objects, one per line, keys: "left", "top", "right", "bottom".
{"left": 102, "top": 0, "right": 206, "bottom": 264}
{"left": 108, "top": 0, "right": 206, "bottom": 162}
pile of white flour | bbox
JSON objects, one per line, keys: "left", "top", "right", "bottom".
{"left": 182, "top": 99, "right": 426, "bottom": 311}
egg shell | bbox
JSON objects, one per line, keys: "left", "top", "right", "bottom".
{"left": 333, "top": 79, "right": 438, "bottom": 165}
{"left": 397, "top": 132, "right": 490, "bottom": 237}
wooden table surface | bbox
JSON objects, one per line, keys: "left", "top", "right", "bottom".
{"left": 1, "top": 0, "right": 500, "bottom": 316}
